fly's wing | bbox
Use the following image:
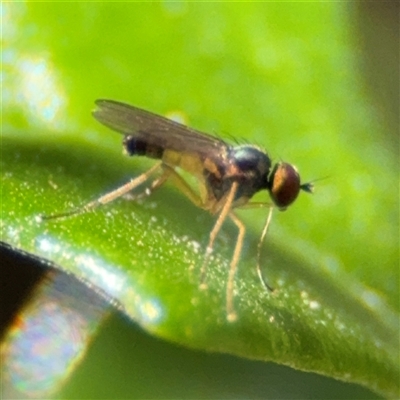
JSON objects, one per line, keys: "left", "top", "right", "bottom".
{"left": 92, "top": 99, "right": 230, "bottom": 162}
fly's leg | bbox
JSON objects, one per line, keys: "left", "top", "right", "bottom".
{"left": 99, "top": 164, "right": 204, "bottom": 207}
{"left": 199, "top": 182, "right": 238, "bottom": 289}
{"left": 121, "top": 164, "right": 174, "bottom": 203}
{"left": 40, "top": 162, "right": 162, "bottom": 221}
{"left": 256, "top": 206, "right": 275, "bottom": 292}
{"left": 237, "top": 202, "right": 275, "bottom": 292}
{"left": 160, "top": 166, "right": 204, "bottom": 208}
{"left": 225, "top": 212, "right": 246, "bottom": 322}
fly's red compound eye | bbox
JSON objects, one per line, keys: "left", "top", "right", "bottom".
{"left": 269, "top": 162, "right": 301, "bottom": 209}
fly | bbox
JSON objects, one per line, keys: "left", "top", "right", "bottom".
{"left": 42, "top": 99, "right": 313, "bottom": 322}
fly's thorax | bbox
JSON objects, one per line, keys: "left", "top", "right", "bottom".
{"left": 203, "top": 145, "right": 271, "bottom": 204}
{"left": 123, "top": 135, "right": 164, "bottom": 159}
{"left": 229, "top": 145, "right": 271, "bottom": 198}
{"left": 204, "top": 145, "right": 272, "bottom": 203}
{"left": 268, "top": 162, "right": 301, "bottom": 209}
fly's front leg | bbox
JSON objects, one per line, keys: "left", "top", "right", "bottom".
{"left": 256, "top": 206, "right": 275, "bottom": 292}
{"left": 199, "top": 182, "right": 238, "bottom": 290}
{"left": 237, "top": 202, "right": 275, "bottom": 292}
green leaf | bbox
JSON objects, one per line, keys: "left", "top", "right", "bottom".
{"left": 2, "top": 2, "right": 398, "bottom": 398}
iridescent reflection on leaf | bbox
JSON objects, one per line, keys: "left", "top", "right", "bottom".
{"left": 1, "top": 271, "right": 110, "bottom": 398}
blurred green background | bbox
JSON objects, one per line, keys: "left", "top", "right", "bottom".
{"left": 1, "top": 2, "right": 398, "bottom": 399}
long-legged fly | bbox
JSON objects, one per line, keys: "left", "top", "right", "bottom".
{"left": 42, "top": 100, "right": 313, "bottom": 322}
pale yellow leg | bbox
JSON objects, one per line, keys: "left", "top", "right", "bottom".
{"left": 238, "top": 201, "right": 272, "bottom": 209}
{"left": 161, "top": 165, "right": 204, "bottom": 208}
{"left": 235, "top": 202, "right": 276, "bottom": 291}
{"left": 41, "top": 162, "right": 162, "bottom": 220}
{"left": 225, "top": 212, "right": 246, "bottom": 322}
{"left": 102, "top": 164, "right": 204, "bottom": 208}
{"left": 199, "top": 182, "right": 239, "bottom": 288}
{"left": 256, "top": 206, "right": 275, "bottom": 292}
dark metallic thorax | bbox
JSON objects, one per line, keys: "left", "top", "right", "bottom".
{"left": 204, "top": 145, "right": 272, "bottom": 202}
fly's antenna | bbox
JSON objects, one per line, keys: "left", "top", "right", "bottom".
{"left": 301, "top": 175, "right": 331, "bottom": 194}
{"left": 300, "top": 182, "right": 314, "bottom": 193}
{"left": 256, "top": 206, "right": 275, "bottom": 292}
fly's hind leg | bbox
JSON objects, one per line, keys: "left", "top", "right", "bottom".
{"left": 81, "top": 163, "right": 203, "bottom": 209}
{"left": 40, "top": 162, "right": 163, "bottom": 220}
{"left": 122, "top": 164, "right": 205, "bottom": 220}
{"left": 158, "top": 165, "right": 204, "bottom": 208}
{"left": 122, "top": 163, "right": 174, "bottom": 203}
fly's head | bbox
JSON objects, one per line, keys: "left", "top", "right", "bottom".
{"left": 268, "top": 162, "right": 313, "bottom": 210}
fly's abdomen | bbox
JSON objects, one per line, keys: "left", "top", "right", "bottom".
{"left": 123, "top": 135, "right": 164, "bottom": 159}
